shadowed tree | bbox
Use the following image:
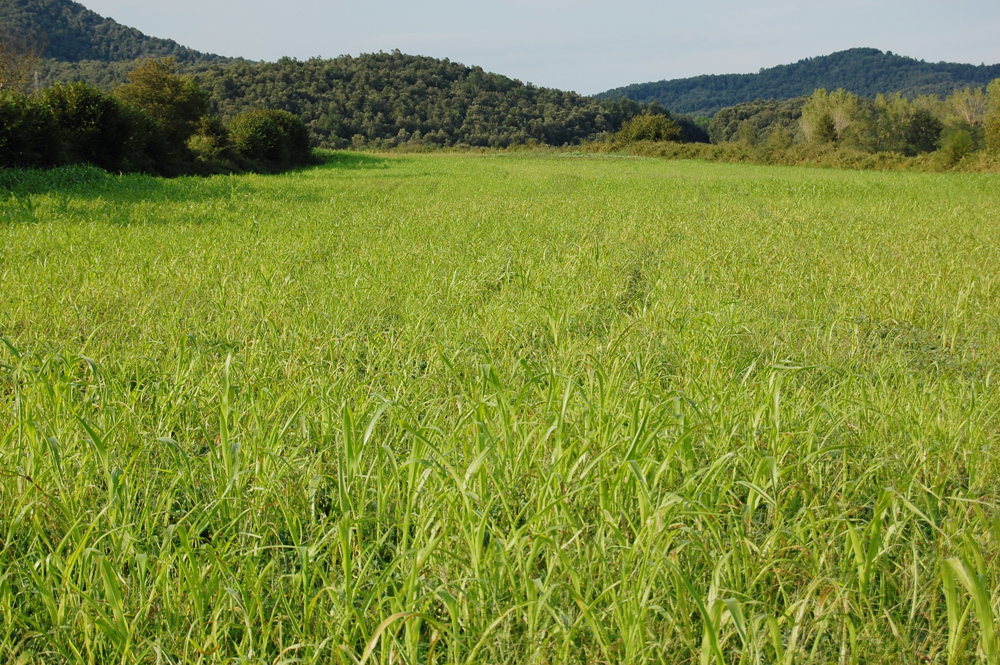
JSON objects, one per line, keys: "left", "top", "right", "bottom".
{"left": 905, "top": 107, "right": 944, "bottom": 155}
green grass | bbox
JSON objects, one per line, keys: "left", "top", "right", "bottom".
{"left": 1, "top": 153, "right": 999, "bottom": 664}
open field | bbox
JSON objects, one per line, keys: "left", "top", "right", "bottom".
{"left": 2, "top": 153, "right": 1000, "bottom": 664}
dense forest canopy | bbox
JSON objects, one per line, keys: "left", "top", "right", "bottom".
{"left": 192, "top": 53, "right": 706, "bottom": 148}
{"left": 599, "top": 48, "right": 1000, "bottom": 117}
{"left": 34, "top": 54, "right": 698, "bottom": 148}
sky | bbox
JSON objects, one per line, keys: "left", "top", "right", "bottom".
{"left": 83, "top": 0, "right": 1000, "bottom": 96}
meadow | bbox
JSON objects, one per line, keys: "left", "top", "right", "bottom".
{"left": 1, "top": 153, "right": 999, "bottom": 664}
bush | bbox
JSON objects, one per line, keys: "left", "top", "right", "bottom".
{"left": 229, "top": 109, "right": 313, "bottom": 168}
{"left": 39, "top": 83, "right": 135, "bottom": 171}
{"left": 615, "top": 114, "right": 683, "bottom": 144}
{"left": 940, "top": 128, "right": 975, "bottom": 164}
{"left": 120, "top": 105, "right": 172, "bottom": 175}
{"left": 188, "top": 116, "right": 231, "bottom": 159}
{"left": 0, "top": 92, "right": 61, "bottom": 168}
{"left": 36, "top": 82, "right": 175, "bottom": 175}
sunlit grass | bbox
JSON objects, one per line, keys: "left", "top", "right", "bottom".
{"left": 1, "top": 153, "right": 999, "bottom": 664}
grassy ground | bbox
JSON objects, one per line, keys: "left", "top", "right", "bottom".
{"left": 1, "top": 153, "right": 999, "bottom": 664}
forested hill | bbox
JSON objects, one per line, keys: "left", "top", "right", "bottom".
{"left": 0, "top": 0, "right": 225, "bottom": 62}
{"left": 597, "top": 48, "right": 1000, "bottom": 117}
{"left": 194, "top": 53, "right": 668, "bottom": 148}
{"left": 3, "top": 0, "right": 696, "bottom": 148}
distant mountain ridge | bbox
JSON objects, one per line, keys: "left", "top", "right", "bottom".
{"left": 597, "top": 48, "right": 1000, "bottom": 117}
{"left": 0, "top": 0, "right": 225, "bottom": 63}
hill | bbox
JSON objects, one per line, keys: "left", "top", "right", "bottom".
{"left": 193, "top": 53, "right": 703, "bottom": 149}
{"left": 2, "top": 0, "right": 704, "bottom": 148}
{"left": 597, "top": 48, "right": 1000, "bottom": 117}
{"left": 0, "top": 0, "right": 226, "bottom": 63}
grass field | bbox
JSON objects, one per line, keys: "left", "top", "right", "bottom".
{"left": 2, "top": 153, "right": 1000, "bottom": 664}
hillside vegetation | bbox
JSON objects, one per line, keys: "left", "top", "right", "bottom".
{"left": 2, "top": 155, "right": 1000, "bottom": 663}
{"left": 1, "top": 0, "right": 697, "bottom": 148}
{"left": 602, "top": 80, "right": 1000, "bottom": 173}
{"left": 1, "top": 59, "right": 317, "bottom": 175}
{"left": 599, "top": 48, "right": 1000, "bottom": 117}
{"left": 0, "top": 0, "right": 224, "bottom": 63}
{"left": 194, "top": 53, "right": 706, "bottom": 149}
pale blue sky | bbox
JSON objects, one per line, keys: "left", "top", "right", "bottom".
{"left": 84, "top": 0, "right": 1000, "bottom": 95}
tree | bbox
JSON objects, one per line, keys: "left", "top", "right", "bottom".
{"left": 0, "top": 92, "right": 61, "bottom": 168}
{"left": 801, "top": 88, "right": 863, "bottom": 144}
{"left": 827, "top": 88, "right": 862, "bottom": 137}
{"left": 800, "top": 89, "right": 832, "bottom": 143}
{"left": 39, "top": 83, "right": 135, "bottom": 171}
{"left": 614, "top": 114, "right": 682, "bottom": 143}
{"left": 947, "top": 86, "right": 989, "bottom": 127}
{"left": 986, "top": 79, "right": 1000, "bottom": 153}
{"left": 815, "top": 112, "right": 838, "bottom": 144}
{"left": 905, "top": 108, "right": 944, "bottom": 155}
{"left": 228, "top": 109, "right": 313, "bottom": 168}
{"left": 114, "top": 58, "right": 208, "bottom": 151}
{"left": 0, "top": 29, "right": 45, "bottom": 92}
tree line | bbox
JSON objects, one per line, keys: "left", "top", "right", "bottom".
{"left": 704, "top": 82, "right": 1000, "bottom": 162}
{"left": 192, "top": 52, "right": 706, "bottom": 149}
{"left": 1, "top": 58, "right": 314, "bottom": 175}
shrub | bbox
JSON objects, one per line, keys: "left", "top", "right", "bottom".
{"left": 188, "top": 116, "right": 231, "bottom": 159}
{"left": 0, "top": 92, "right": 61, "bottom": 168}
{"left": 269, "top": 110, "right": 312, "bottom": 163}
{"left": 940, "top": 128, "right": 975, "bottom": 164}
{"left": 615, "top": 114, "right": 682, "bottom": 144}
{"left": 229, "top": 109, "right": 313, "bottom": 167}
{"left": 39, "top": 83, "right": 135, "bottom": 171}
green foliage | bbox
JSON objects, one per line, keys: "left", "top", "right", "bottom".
{"left": 114, "top": 58, "right": 208, "bottom": 152}
{"left": 599, "top": 136, "right": 1000, "bottom": 174}
{"left": 800, "top": 88, "right": 865, "bottom": 145}
{"left": 708, "top": 98, "right": 805, "bottom": 144}
{"left": 815, "top": 112, "right": 838, "bottom": 143}
{"left": 0, "top": 0, "right": 223, "bottom": 63}
{"left": 947, "top": 86, "right": 989, "bottom": 126}
{"left": 986, "top": 79, "right": 1000, "bottom": 153}
{"left": 2, "top": 155, "right": 1000, "bottom": 663}
{"left": 193, "top": 53, "right": 699, "bottom": 149}
{"left": 228, "top": 109, "right": 313, "bottom": 169}
{"left": 598, "top": 47, "right": 1000, "bottom": 117}
{"left": 38, "top": 82, "right": 136, "bottom": 171}
{"left": 614, "top": 113, "right": 683, "bottom": 143}
{"left": 187, "top": 115, "right": 230, "bottom": 159}
{"left": 2, "top": 2, "right": 698, "bottom": 150}
{"left": 0, "top": 91, "right": 60, "bottom": 167}
{"left": 905, "top": 107, "right": 945, "bottom": 155}
{"left": 36, "top": 52, "right": 696, "bottom": 149}
{"left": 1, "top": 63, "right": 311, "bottom": 177}
{"left": 941, "top": 128, "right": 976, "bottom": 164}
